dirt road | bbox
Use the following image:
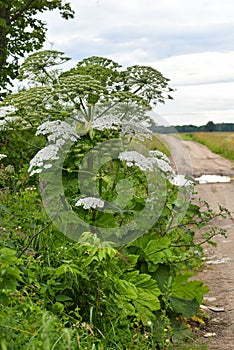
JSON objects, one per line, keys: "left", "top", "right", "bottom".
{"left": 163, "top": 136, "right": 234, "bottom": 349}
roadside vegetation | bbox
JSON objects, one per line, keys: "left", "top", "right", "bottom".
{"left": 0, "top": 51, "right": 229, "bottom": 349}
{"left": 180, "top": 132, "right": 234, "bottom": 161}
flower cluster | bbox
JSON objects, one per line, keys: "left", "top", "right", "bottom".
{"left": 28, "top": 145, "right": 60, "bottom": 175}
{"left": 0, "top": 106, "right": 15, "bottom": 117}
{"left": 0, "top": 154, "right": 7, "bottom": 161}
{"left": 29, "top": 120, "right": 79, "bottom": 175}
{"left": 118, "top": 150, "right": 193, "bottom": 188}
{"left": 92, "top": 114, "right": 152, "bottom": 138}
{"left": 36, "top": 120, "right": 79, "bottom": 144}
{"left": 0, "top": 105, "right": 32, "bottom": 131}
{"left": 119, "top": 151, "right": 158, "bottom": 171}
{"left": 118, "top": 150, "right": 174, "bottom": 173}
{"left": 92, "top": 115, "right": 121, "bottom": 130}
{"left": 75, "top": 197, "right": 105, "bottom": 209}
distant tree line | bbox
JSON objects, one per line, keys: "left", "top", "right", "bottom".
{"left": 152, "top": 121, "right": 234, "bottom": 134}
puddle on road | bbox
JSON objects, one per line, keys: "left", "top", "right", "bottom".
{"left": 207, "top": 257, "right": 232, "bottom": 265}
{"left": 195, "top": 175, "right": 231, "bottom": 184}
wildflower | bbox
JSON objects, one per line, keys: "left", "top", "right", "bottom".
{"left": 36, "top": 120, "right": 79, "bottom": 143}
{"left": 29, "top": 121, "right": 80, "bottom": 175}
{"left": 92, "top": 115, "right": 121, "bottom": 130}
{"left": 0, "top": 154, "right": 7, "bottom": 160}
{"left": 0, "top": 106, "right": 16, "bottom": 117}
{"left": 28, "top": 144, "right": 60, "bottom": 175}
{"left": 75, "top": 197, "right": 105, "bottom": 210}
{"left": 93, "top": 114, "right": 152, "bottom": 137}
{"left": 149, "top": 150, "right": 170, "bottom": 163}
{"left": 118, "top": 151, "right": 157, "bottom": 171}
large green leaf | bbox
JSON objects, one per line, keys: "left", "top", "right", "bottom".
{"left": 152, "top": 264, "right": 171, "bottom": 293}
{"left": 169, "top": 296, "right": 200, "bottom": 318}
{"left": 170, "top": 273, "right": 208, "bottom": 304}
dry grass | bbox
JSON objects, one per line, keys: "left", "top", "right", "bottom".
{"left": 136, "top": 133, "right": 170, "bottom": 156}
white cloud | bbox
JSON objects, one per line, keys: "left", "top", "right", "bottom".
{"left": 39, "top": 0, "right": 234, "bottom": 125}
{"left": 151, "top": 51, "right": 234, "bottom": 86}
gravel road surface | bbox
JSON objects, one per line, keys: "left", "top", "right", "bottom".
{"left": 163, "top": 135, "right": 234, "bottom": 349}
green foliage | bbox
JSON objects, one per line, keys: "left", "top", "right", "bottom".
{"left": 0, "top": 51, "right": 228, "bottom": 349}
{"left": 0, "top": 247, "right": 22, "bottom": 294}
{"left": 1, "top": 50, "right": 173, "bottom": 169}
{"left": 0, "top": 1, "right": 74, "bottom": 98}
{"left": 0, "top": 164, "right": 227, "bottom": 348}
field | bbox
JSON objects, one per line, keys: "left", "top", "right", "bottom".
{"left": 180, "top": 132, "right": 234, "bottom": 161}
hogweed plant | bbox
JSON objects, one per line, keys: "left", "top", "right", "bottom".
{"left": 0, "top": 50, "right": 230, "bottom": 349}
{"left": 26, "top": 104, "right": 194, "bottom": 245}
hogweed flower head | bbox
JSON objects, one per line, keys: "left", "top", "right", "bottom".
{"left": 28, "top": 144, "right": 60, "bottom": 175}
{"left": 29, "top": 120, "right": 80, "bottom": 175}
{"left": 75, "top": 197, "right": 105, "bottom": 210}
{"left": 0, "top": 154, "right": 7, "bottom": 161}
{"left": 36, "top": 120, "right": 79, "bottom": 144}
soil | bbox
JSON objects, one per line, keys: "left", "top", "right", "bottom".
{"left": 162, "top": 136, "right": 234, "bottom": 349}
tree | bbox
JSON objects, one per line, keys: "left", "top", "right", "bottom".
{"left": 205, "top": 120, "right": 216, "bottom": 132}
{"left": 0, "top": 0, "right": 74, "bottom": 99}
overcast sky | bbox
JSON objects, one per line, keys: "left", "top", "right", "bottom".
{"left": 40, "top": 0, "right": 234, "bottom": 126}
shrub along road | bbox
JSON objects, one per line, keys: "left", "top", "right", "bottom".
{"left": 164, "top": 135, "right": 234, "bottom": 349}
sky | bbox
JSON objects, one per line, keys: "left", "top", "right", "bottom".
{"left": 40, "top": 0, "right": 234, "bottom": 126}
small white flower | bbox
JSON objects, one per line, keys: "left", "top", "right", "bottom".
{"left": 92, "top": 114, "right": 152, "bottom": 137}
{"left": 36, "top": 120, "right": 79, "bottom": 143}
{"left": 149, "top": 150, "right": 170, "bottom": 163}
{"left": 118, "top": 151, "right": 157, "bottom": 171}
{"left": 25, "top": 186, "right": 36, "bottom": 191}
{"left": 154, "top": 158, "right": 174, "bottom": 174}
{"left": 0, "top": 106, "right": 16, "bottom": 117}
{"left": 28, "top": 144, "right": 60, "bottom": 175}
{"left": 44, "top": 164, "right": 53, "bottom": 169}
{"left": 92, "top": 115, "right": 121, "bottom": 130}
{"left": 120, "top": 121, "right": 152, "bottom": 137}
{"left": 0, "top": 154, "right": 7, "bottom": 160}
{"left": 30, "top": 168, "right": 43, "bottom": 175}
{"left": 75, "top": 197, "right": 105, "bottom": 209}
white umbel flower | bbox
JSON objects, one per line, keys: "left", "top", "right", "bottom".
{"left": 92, "top": 115, "right": 121, "bottom": 130}
{"left": 0, "top": 106, "right": 16, "bottom": 117}
{"left": 29, "top": 120, "right": 80, "bottom": 175}
{"left": 118, "top": 150, "right": 182, "bottom": 186}
{"left": 36, "top": 120, "right": 79, "bottom": 143}
{"left": 119, "top": 151, "right": 157, "bottom": 171}
{"left": 149, "top": 150, "right": 170, "bottom": 163}
{"left": 92, "top": 114, "right": 152, "bottom": 137}
{"left": 28, "top": 144, "right": 60, "bottom": 175}
{"left": 0, "top": 154, "right": 7, "bottom": 160}
{"left": 0, "top": 106, "right": 18, "bottom": 130}
{"left": 75, "top": 197, "right": 105, "bottom": 209}
{"left": 0, "top": 116, "right": 22, "bottom": 130}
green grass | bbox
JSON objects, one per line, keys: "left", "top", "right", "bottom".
{"left": 180, "top": 132, "right": 234, "bottom": 161}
